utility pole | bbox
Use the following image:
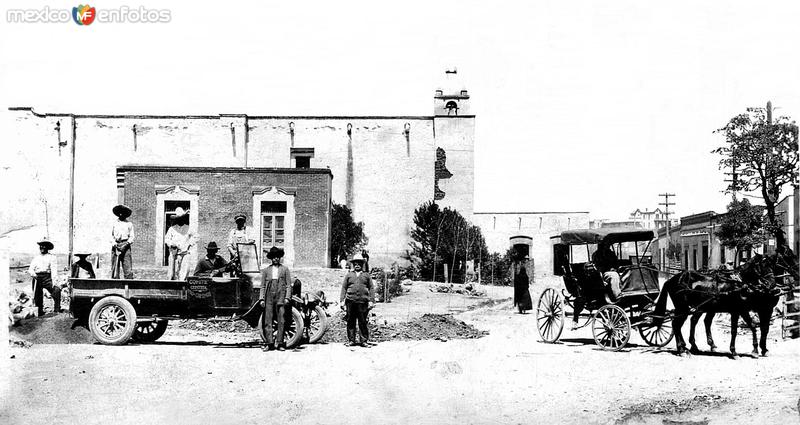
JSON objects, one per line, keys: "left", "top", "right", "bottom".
{"left": 658, "top": 193, "right": 676, "bottom": 240}
{"left": 659, "top": 193, "right": 676, "bottom": 267}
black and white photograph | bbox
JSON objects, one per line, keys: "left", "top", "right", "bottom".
{"left": 1, "top": 1, "right": 799, "bottom": 424}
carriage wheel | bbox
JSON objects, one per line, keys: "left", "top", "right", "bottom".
{"left": 638, "top": 317, "right": 674, "bottom": 347}
{"left": 536, "top": 288, "right": 565, "bottom": 343}
{"left": 592, "top": 305, "right": 631, "bottom": 351}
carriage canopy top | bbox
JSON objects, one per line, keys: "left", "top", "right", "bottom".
{"left": 555, "top": 228, "right": 656, "bottom": 245}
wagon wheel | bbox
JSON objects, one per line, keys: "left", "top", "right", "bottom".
{"left": 592, "top": 305, "right": 631, "bottom": 351}
{"left": 536, "top": 288, "right": 565, "bottom": 343}
{"left": 88, "top": 296, "right": 137, "bottom": 345}
{"left": 638, "top": 316, "right": 674, "bottom": 347}
{"left": 133, "top": 320, "right": 168, "bottom": 343}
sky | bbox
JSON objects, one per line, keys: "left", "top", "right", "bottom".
{"left": 2, "top": 0, "right": 799, "bottom": 221}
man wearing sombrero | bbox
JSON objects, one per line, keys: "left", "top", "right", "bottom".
{"left": 226, "top": 213, "right": 255, "bottom": 258}
{"left": 165, "top": 207, "right": 195, "bottom": 280}
{"left": 111, "top": 204, "right": 135, "bottom": 279}
{"left": 260, "top": 246, "right": 292, "bottom": 351}
{"left": 339, "top": 253, "right": 375, "bottom": 347}
{"left": 27, "top": 238, "right": 61, "bottom": 316}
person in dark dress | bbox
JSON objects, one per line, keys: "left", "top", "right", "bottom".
{"left": 513, "top": 255, "right": 533, "bottom": 314}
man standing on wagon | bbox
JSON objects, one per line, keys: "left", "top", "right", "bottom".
{"left": 227, "top": 213, "right": 255, "bottom": 259}
{"left": 165, "top": 207, "right": 195, "bottom": 280}
{"left": 28, "top": 238, "right": 61, "bottom": 316}
{"left": 260, "top": 246, "right": 292, "bottom": 351}
{"left": 340, "top": 253, "right": 375, "bottom": 347}
{"left": 111, "top": 204, "right": 135, "bottom": 279}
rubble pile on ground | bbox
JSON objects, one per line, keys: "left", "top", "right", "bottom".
{"left": 9, "top": 314, "right": 94, "bottom": 345}
{"left": 322, "top": 312, "right": 488, "bottom": 344}
{"left": 173, "top": 318, "right": 255, "bottom": 334}
{"left": 428, "top": 283, "right": 486, "bottom": 297}
{"left": 617, "top": 394, "right": 728, "bottom": 424}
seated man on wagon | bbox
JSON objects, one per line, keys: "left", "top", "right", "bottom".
{"left": 591, "top": 241, "right": 621, "bottom": 301}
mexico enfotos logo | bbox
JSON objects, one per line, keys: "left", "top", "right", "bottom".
{"left": 7, "top": 5, "right": 171, "bottom": 24}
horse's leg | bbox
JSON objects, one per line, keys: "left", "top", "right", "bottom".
{"left": 688, "top": 312, "right": 701, "bottom": 354}
{"left": 729, "top": 312, "right": 739, "bottom": 358}
{"left": 739, "top": 311, "right": 759, "bottom": 357}
{"left": 704, "top": 312, "right": 717, "bottom": 351}
{"left": 758, "top": 309, "right": 771, "bottom": 357}
{"left": 673, "top": 313, "right": 688, "bottom": 355}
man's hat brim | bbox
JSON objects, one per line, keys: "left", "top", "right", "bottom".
{"left": 37, "top": 241, "right": 54, "bottom": 250}
{"left": 112, "top": 204, "right": 132, "bottom": 217}
{"left": 266, "top": 247, "right": 285, "bottom": 259}
{"left": 234, "top": 214, "right": 247, "bottom": 221}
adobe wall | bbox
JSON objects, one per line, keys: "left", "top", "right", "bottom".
{"left": 473, "top": 212, "right": 591, "bottom": 277}
{"left": 3, "top": 108, "right": 475, "bottom": 267}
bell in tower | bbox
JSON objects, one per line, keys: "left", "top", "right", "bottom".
{"left": 434, "top": 68, "right": 470, "bottom": 116}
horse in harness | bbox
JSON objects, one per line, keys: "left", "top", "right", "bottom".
{"left": 653, "top": 248, "right": 798, "bottom": 357}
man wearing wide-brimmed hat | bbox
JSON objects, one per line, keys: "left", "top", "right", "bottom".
{"left": 111, "top": 204, "right": 135, "bottom": 279}
{"left": 165, "top": 207, "right": 195, "bottom": 280}
{"left": 70, "top": 252, "right": 96, "bottom": 279}
{"left": 27, "top": 238, "right": 61, "bottom": 316}
{"left": 339, "top": 252, "right": 375, "bottom": 347}
{"left": 194, "top": 241, "right": 228, "bottom": 277}
{"left": 227, "top": 213, "right": 256, "bottom": 259}
{"left": 259, "top": 246, "right": 292, "bottom": 351}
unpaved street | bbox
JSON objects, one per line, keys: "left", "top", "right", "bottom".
{"left": 4, "top": 280, "right": 800, "bottom": 425}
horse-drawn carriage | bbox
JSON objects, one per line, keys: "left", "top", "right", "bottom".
{"left": 536, "top": 228, "right": 674, "bottom": 350}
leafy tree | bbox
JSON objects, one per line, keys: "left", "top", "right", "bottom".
{"left": 409, "top": 201, "right": 489, "bottom": 283}
{"left": 666, "top": 240, "right": 682, "bottom": 262}
{"left": 330, "top": 203, "right": 368, "bottom": 267}
{"left": 715, "top": 198, "right": 766, "bottom": 266}
{"left": 713, "top": 105, "right": 799, "bottom": 248}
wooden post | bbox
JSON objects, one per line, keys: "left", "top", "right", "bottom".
{"left": 444, "top": 263, "right": 449, "bottom": 284}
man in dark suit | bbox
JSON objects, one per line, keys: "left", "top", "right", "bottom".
{"left": 260, "top": 246, "right": 292, "bottom": 351}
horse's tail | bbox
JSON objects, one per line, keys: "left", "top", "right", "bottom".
{"left": 653, "top": 272, "right": 680, "bottom": 325}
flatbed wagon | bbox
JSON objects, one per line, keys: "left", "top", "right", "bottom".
{"left": 69, "top": 243, "right": 304, "bottom": 346}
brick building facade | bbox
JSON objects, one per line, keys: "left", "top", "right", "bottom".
{"left": 119, "top": 166, "right": 331, "bottom": 268}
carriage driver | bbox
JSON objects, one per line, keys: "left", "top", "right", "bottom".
{"left": 592, "top": 241, "right": 621, "bottom": 301}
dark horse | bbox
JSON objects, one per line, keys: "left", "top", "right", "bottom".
{"left": 653, "top": 249, "right": 797, "bottom": 357}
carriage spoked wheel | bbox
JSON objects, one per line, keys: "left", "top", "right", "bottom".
{"left": 638, "top": 315, "right": 674, "bottom": 347}
{"left": 259, "top": 307, "right": 305, "bottom": 348}
{"left": 536, "top": 288, "right": 565, "bottom": 343}
{"left": 592, "top": 305, "right": 631, "bottom": 351}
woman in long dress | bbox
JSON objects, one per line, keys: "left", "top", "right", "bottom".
{"left": 513, "top": 257, "right": 533, "bottom": 314}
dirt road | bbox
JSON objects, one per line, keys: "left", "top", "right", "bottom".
{"left": 3, "top": 282, "right": 800, "bottom": 425}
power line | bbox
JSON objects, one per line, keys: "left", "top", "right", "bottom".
{"left": 658, "top": 193, "right": 676, "bottom": 240}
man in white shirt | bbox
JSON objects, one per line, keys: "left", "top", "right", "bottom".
{"left": 227, "top": 214, "right": 255, "bottom": 258}
{"left": 165, "top": 207, "right": 195, "bottom": 280}
{"left": 111, "top": 204, "right": 135, "bottom": 279}
{"left": 28, "top": 238, "right": 61, "bottom": 316}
